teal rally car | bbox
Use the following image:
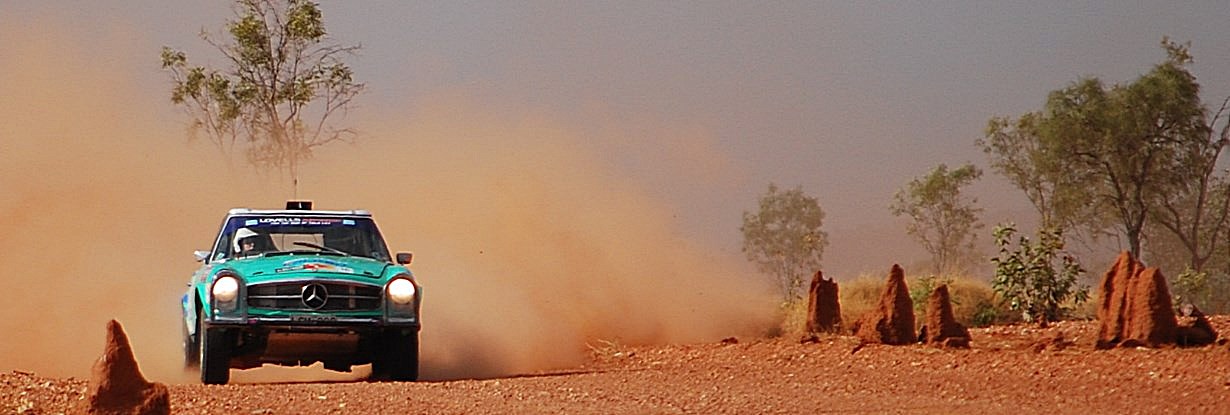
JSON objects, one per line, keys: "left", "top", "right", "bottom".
{"left": 181, "top": 201, "right": 422, "bottom": 384}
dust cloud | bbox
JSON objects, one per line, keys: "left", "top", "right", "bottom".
{"left": 0, "top": 18, "right": 777, "bottom": 382}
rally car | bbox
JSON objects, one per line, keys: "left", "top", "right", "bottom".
{"left": 181, "top": 201, "right": 422, "bottom": 384}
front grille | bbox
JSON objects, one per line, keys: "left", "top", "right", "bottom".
{"left": 247, "top": 281, "right": 382, "bottom": 311}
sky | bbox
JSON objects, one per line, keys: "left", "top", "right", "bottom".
{"left": 7, "top": 1, "right": 1230, "bottom": 275}
{"left": 221, "top": 1, "right": 1230, "bottom": 274}
{"left": 1, "top": 1, "right": 1228, "bottom": 381}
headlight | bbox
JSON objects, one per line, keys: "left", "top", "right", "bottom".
{"left": 212, "top": 276, "right": 240, "bottom": 303}
{"left": 388, "top": 278, "right": 416, "bottom": 304}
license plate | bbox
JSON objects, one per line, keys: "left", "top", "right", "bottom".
{"left": 290, "top": 314, "right": 337, "bottom": 323}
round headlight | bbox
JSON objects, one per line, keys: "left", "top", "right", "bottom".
{"left": 212, "top": 276, "right": 240, "bottom": 303}
{"left": 388, "top": 278, "right": 416, "bottom": 304}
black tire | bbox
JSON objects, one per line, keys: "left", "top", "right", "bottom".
{"left": 182, "top": 310, "right": 200, "bottom": 369}
{"left": 199, "top": 310, "right": 233, "bottom": 385}
{"left": 375, "top": 330, "right": 419, "bottom": 381}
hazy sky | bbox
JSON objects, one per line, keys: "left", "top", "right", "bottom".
{"left": 3, "top": 0, "right": 1230, "bottom": 382}
{"left": 6, "top": 1, "right": 1230, "bottom": 276}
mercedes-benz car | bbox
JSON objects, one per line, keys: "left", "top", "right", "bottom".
{"left": 181, "top": 201, "right": 422, "bottom": 384}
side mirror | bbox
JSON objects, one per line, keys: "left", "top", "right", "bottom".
{"left": 193, "top": 250, "right": 211, "bottom": 263}
{"left": 396, "top": 252, "right": 413, "bottom": 265}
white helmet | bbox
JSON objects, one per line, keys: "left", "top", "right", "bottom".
{"left": 233, "top": 228, "right": 259, "bottom": 253}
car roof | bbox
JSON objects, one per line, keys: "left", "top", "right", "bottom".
{"left": 226, "top": 208, "right": 373, "bottom": 217}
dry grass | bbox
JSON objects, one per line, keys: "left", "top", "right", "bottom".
{"left": 839, "top": 275, "right": 883, "bottom": 331}
{"left": 777, "top": 273, "right": 1022, "bottom": 335}
{"left": 773, "top": 300, "right": 809, "bottom": 338}
{"left": 949, "top": 277, "right": 1021, "bottom": 326}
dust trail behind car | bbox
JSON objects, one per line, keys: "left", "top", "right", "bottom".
{"left": 0, "top": 20, "right": 778, "bottom": 383}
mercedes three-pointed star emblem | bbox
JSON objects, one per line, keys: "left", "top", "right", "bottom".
{"left": 301, "top": 283, "right": 329, "bottom": 310}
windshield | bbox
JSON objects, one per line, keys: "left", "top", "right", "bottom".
{"left": 212, "top": 215, "right": 391, "bottom": 262}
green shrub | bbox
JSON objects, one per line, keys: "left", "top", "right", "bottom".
{"left": 1173, "top": 268, "right": 1230, "bottom": 314}
{"left": 971, "top": 299, "right": 1001, "bottom": 327}
{"left": 908, "top": 274, "right": 951, "bottom": 317}
{"left": 989, "top": 223, "right": 1089, "bottom": 325}
{"left": 1172, "top": 268, "right": 1208, "bottom": 310}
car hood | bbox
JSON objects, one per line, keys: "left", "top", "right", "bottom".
{"left": 221, "top": 254, "right": 395, "bottom": 285}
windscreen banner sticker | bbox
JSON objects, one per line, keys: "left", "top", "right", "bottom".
{"left": 256, "top": 217, "right": 343, "bottom": 226}
{"left": 276, "top": 258, "right": 355, "bottom": 274}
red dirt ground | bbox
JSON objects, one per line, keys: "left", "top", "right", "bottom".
{"left": 4, "top": 317, "right": 1230, "bottom": 414}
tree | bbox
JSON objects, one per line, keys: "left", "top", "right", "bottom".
{"left": 161, "top": 0, "right": 365, "bottom": 194}
{"left": 979, "top": 114, "right": 1107, "bottom": 236}
{"left": 980, "top": 38, "right": 1212, "bottom": 261}
{"left": 889, "top": 163, "right": 984, "bottom": 276}
{"left": 990, "top": 223, "right": 1088, "bottom": 326}
{"left": 741, "top": 183, "right": 829, "bottom": 304}
{"left": 1144, "top": 175, "right": 1230, "bottom": 274}
{"left": 1145, "top": 95, "right": 1230, "bottom": 273}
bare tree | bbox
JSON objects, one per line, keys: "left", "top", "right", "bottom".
{"left": 1148, "top": 96, "right": 1230, "bottom": 273}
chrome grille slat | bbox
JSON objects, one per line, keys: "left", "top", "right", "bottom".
{"left": 247, "top": 281, "right": 382, "bottom": 311}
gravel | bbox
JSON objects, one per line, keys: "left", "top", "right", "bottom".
{"left": 4, "top": 317, "right": 1229, "bottom": 414}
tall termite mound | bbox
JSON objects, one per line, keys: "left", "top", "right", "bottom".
{"left": 805, "top": 270, "right": 842, "bottom": 334}
{"left": 82, "top": 320, "right": 169, "bottom": 415}
{"left": 853, "top": 264, "right": 915, "bottom": 345}
{"left": 1095, "top": 251, "right": 1216, "bottom": 348}
{"left": 919, "top": 284, "right": 970, "bottom": 348}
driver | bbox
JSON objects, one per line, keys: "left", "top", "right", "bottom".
{"left": 233, "top": 228, "right": 261, "bottom": 257}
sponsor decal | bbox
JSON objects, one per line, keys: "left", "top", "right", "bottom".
{"left": 256, "top": 217, "right": 342, "bottom": 226}
{"left": 276, "top": 258, "right": 355, "bottom": 274}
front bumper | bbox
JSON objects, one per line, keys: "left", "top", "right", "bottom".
{"left": 203, "top": 317, "right": 419, "bottom": 370}
{"left": 208, "top": 315, "right": 420, "bottom": 328}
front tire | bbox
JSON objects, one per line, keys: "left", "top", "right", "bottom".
{"left": 374, "top": 330, "right": 419, "bottom": 381}
{"left": 182, "top": 312, "right": 200, "bottom": 369}
{"left": 199, "top": 309, "right": 233, "bottom": 385}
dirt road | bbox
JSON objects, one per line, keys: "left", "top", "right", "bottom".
{"left": 4, "top": 318, "right": 1229, "bottom": 414}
